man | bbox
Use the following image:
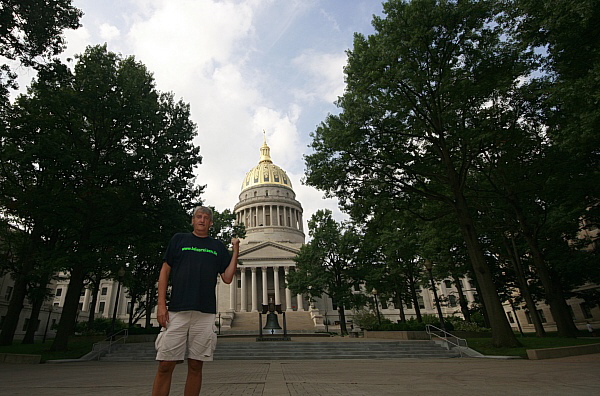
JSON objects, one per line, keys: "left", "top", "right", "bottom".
{"left": 152, "top": 206, "right": 240, "bottom": 396}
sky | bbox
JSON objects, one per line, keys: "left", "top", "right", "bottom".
{"left": 15, "top": 0, "right": 385, "bottom": 230}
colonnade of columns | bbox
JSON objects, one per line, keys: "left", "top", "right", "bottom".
{"left": 236, "top": 204, "right": 303, "bottom": 231}
{"left": 228, "top": 265, "right": 305, "bottom": 312}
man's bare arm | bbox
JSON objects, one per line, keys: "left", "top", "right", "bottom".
{"left": 220, "top": 238, "right": 240, "bottom": 284}
{"left": 157, "top": 262, "right": 171, "bottom": 327}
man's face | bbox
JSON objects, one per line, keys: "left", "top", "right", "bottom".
{"left": 192, "top": 211, "right": 213, "bottom": 236}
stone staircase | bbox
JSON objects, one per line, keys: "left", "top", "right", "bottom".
{"left": 226, "top": 311, "right": 315, "bottom": 333}
{"left": 99, "top": 339, "right": 461, "bottom": 361}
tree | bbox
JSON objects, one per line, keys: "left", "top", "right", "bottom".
{"left": 286, "top": 210, "right": 363, "bottom": 335}
{"left": 304, "top": 0, "right": 533, "bottom": 347}
{"left": 0, "top": 0, "right": 81, "bottom": 99}
{"left": 0, "top": 44, "right": 202, "bottom": 350}
{"left": 209, "top": 207, "right": 247, "bottom": 247}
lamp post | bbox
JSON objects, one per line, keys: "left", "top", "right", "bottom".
{"left": 424, "top": 259, "right": 445, "bottom": 331}
{"left": 372, "top": 288, "right": 382, "bottom": 325}
{"left": 110, "top": 267, "right": 126, "bottom": 339}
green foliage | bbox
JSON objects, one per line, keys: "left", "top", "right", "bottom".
{"left": 0, "top": 0, "right": 82, "bottom": 98}
{"left": 127, "top": 325, "right": 160, "bottom": 335}
{"left": 209, "top": 207, "right": 246, "bottom": 248}
{"left": 304, "top": 0, "right": 533, "bottom": 347}
{"left": 445, "top": 316, "right": 490, "bottom": 332}
{"left": 352, "top": 309, "right": 392, "bottom": 330}
{"left": 74, "top": 318, "right": 126, "bottom": 336}
{"left": 377, "top": 320, "right": 427, "bottom": 332}
{"left": 0, "top": 43, "right": 203, "bottom": 350}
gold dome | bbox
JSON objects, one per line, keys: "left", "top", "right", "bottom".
{"left": 241, "top": 134, "right": 293, "bottom": 192}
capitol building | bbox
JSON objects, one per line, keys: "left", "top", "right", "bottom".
{"left": 214, "top": 136, "right": 316, "bottom": 330}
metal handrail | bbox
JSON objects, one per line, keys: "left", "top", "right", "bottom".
{"left": 425, "top": 324, "right": 468, "bottom": 357}
{"left": 92, "top": 328, "right": 129, "bottom": 360}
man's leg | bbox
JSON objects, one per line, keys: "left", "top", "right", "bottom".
{"left": 184, "top": 358, "right": 204, "bottom": 396}
{"left": 152, "top": 361, "right": 177, "bottom": 396}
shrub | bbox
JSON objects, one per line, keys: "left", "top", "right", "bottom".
{"left": 444, "top": 315, "right": 490, "bottom": 332}
{"left": 352, "top": 309, "right": 392, "bottom": 330}
{"left": 127, "top": 325, "right": 161, "bottom": 335}
{"left": 74, "top": 318, "right": 126, "bottom": 336}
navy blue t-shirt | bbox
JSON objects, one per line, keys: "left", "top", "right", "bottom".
{"left": 162, "top": 233, "right": 230, "bottom": 313}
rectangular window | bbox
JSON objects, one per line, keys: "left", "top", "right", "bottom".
{"left": 237, "top": 279, "right": 242, "bottom": 288}
{"left": 101, "top": 287, "right": 108, "bottom": 296}
{"left": 4, "top": 286, "right": 13, "bottom": 301}
{"left": 448, "top": 295, "right": 457, "bottom": 308}
{"left": 537, "top": 309, "right": 547, "bottom": 323}
{"left": 127, "top": 302, "right": 132, "bottom": 314}
{"left": 78, "top": 302, "right": 83, "bottom": 311}
{"left": 581, "top": 303, "right": 594, "bottom": 319}
{"left": 80, "top": 289, "right": 86, "bottom": 296}
{"left": 525, "top": 311, "right": 532, "bottom": 324}
{"left": 418, "top": 296, "right": 425, "bottom": 310}
{"left": 444, "top": 280, "right": 453, "bottom": 289}
{"left": 98, "top": 301, "right": 105, "bottom": 314}
{"left": 507, "top": 311, "right": 515, "bottom": 324}
{"left": 55, "top": 288, "right": 62, "bottom": 297}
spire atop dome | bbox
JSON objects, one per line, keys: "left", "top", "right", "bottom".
{"left": 259, "top": 130, "right": 272, "bottom": 164}
{"left": 240, "top": 132, "right": 292, "bottom": 192}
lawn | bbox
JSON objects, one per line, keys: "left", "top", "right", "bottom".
{"left": 466, "top": 334, "right": 600, "bottom": 358}
{"left": 0, "top": 337, "right": 101, "bottom": 363}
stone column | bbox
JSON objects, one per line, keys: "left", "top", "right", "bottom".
{"left": 262, "top": 266, "right": 268, "bottom": 306}
{"left": 251, "top": 267, "right": 258, "bottom": 312}
{"left": 82, "top": 288, "right": 91, "bottom": 312}
{"left": 240, "top": 268, "right": 247, "bottom": 312}
{"left": 284, "top": 267, "right": 292, "bottom": 311}
{"left": 297, "top": 293, "right": 304, "bottom": 311}
{"left": 273, "top": 266, "right": 281, "bottom": 305}
{"left": 229, "top": 272, "right": 236, "bottom": 311}
{"left": 262, "top": 205, "right": 266, "bottom": 226}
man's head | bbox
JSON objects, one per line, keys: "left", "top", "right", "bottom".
{"left": 191, "top": 206, "right": 213, "bottom": 237}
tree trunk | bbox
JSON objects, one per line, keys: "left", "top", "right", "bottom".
{"left": 452, "top": 195, "right": 521, "bottom": 347}
{"left": 408, "top": 276, "right": 423, "bottom": 322}
{"left": 87, "top": 275, "right": 101, "bottom": 328}
{"left": 0, "top": 224, "right": 42, "bottom": 346}
{"left": 50, "top": 263, "right": 86, "bottom": 351}
{"left": 128, "top": 290, "right": 137, "bottom": 328}
{"left": 396, "top": 292, "right": 406, "bottom": 322}
{"left": 338, "top": 305, "right": 348, "bottom": 336}
{"left": 512, "top": 208, "right": 579, "bottom": 337}
{"left": 22, "top": 271, "right": 51, "bottom": 344}
{"left": 504, "top": 236, "right": 546, "bottom": 337}
{"left": 453, "top": 274, "right": 472, "bottom": 322}
{"left": 145, "top": 288, "right": 154, "bottom": 328}
{"left": 22, "top": 294, "right": 44, "bottom": 344}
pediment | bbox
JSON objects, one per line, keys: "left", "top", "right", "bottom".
{"left": 239, "top": 241, "right": 301, "bottom": 261}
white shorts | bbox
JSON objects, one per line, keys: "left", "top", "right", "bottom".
{"left": 155, "top": 311, "right": 217, "bottom": 362}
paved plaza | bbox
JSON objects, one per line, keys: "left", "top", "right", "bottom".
{"left": 1, "top": 354, "right": 600, "bottom": 395}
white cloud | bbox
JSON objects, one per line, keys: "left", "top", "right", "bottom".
{"left": 291, "top": 49, "right": 347, "bottom": 103}
{"left": 99, "top": 23, "right": 120, "bottom": 41}
{"left": 23, "top": 0, "right": 385, "bottom": 226}
{"left": 61, "top": 25, "right": 92, "bottom": 60}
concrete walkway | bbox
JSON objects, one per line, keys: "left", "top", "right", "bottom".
{"left": 1, "top": 353, "right": 599, "bottom": 395}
